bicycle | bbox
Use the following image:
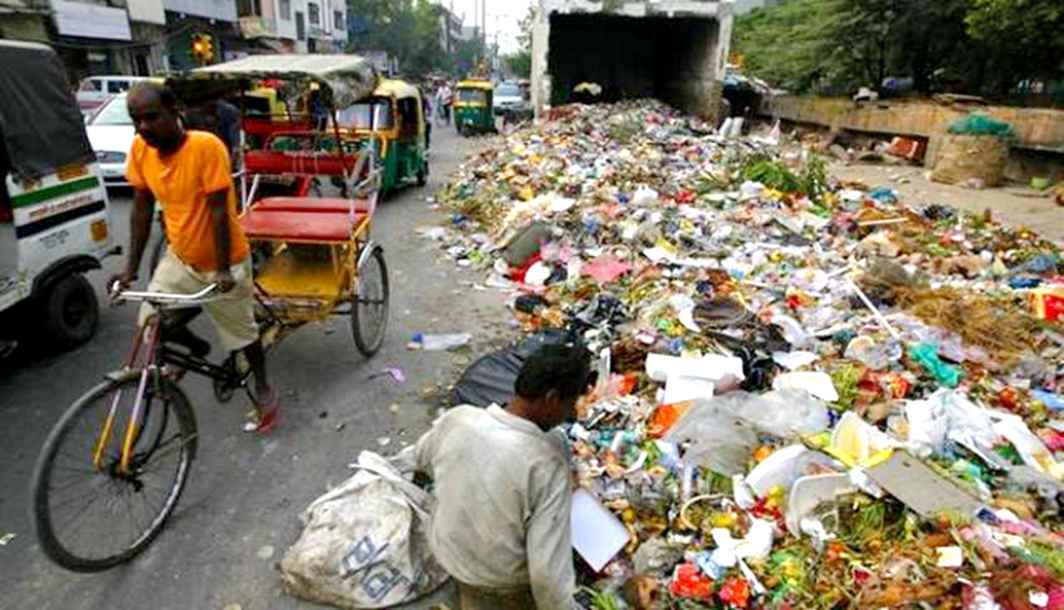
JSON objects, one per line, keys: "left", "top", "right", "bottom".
{"left": 29, "top": 284, "right": 250, "bottom": 572}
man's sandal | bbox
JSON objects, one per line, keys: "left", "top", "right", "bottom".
{"left": 243, "top": 386, "right": 281, "bottom": 434}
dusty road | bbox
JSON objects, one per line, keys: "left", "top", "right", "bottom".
{"left": 0, "top": 126, "right": 506, "bottom": 610}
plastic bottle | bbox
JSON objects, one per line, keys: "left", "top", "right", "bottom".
{"left": 412, "top": 333, "right": 471, "bottom": 351}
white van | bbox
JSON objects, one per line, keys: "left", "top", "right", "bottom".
{"left": 1, "top": 41, "right": 114, "bottom": 353}
{"left": 76, "top": 75, "right": 152, "bottom": 116}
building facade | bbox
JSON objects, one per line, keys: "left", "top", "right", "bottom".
{"left": 235, "top": 0, "right": 346, "bottom": 55}
{"left": 0, "top": 0, "right": 348, "bottom": 83}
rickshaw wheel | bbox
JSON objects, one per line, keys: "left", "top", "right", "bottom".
{"left": 351, "top": 247, "right": 389, "bottom": 357}
{"left": 416, "top": 163, "right": 427, "bottom": 187}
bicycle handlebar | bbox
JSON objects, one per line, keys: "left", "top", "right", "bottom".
{"left": 113, "top": 283, "right": 221, "bottom": 308}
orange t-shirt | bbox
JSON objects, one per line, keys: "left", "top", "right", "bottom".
{"left": 126, "top": 130, "right": 249, "bottom": 272}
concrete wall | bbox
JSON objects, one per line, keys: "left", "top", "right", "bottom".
{"left": 762, "top": 96, "right": 1064, "bottom": 157}
{"left": 531, "top": 0, "right": 732, "bottom": 122}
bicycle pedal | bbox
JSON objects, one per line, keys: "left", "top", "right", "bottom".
{"left": 160, "top": 365, "right": 187, "bottom": 382}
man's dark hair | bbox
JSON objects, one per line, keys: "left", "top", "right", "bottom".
{"left": 130, "top": 82, "right": 179, "bottom": 110}
{"left": 515, "top": 343, "right": 593, "bottom": 401}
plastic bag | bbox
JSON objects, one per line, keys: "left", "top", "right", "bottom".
{"left": 908, "top": 342, "right": 962, "bottom": 388}
{"left": 664, "top": 391, "right": 830, "bottom": 474}
{"left": 947, "top": 112, "right": 1015, "bottom": 139}
{"left": 904, "top": 389, "right": 999, "bottom": 461}
{"left": 279, "top": 451, "right": 449, "bottom": 609}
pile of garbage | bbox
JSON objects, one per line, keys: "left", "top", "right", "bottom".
{"left": 424, "top": 100, "right": 1064, "bottom": 609}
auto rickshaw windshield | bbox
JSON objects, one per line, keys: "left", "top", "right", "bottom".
{"left": 457, "top": 89, "right": 487, "bottom": 104}
{"left": 338, "top": 100, "right": 394, "bottom": 129}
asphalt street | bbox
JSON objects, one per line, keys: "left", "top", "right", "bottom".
{"left": 0, "top": 125, "right": 510, "bottom": 609}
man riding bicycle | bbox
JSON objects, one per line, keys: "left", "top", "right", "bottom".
{"left": 111, "top": 82, "right": 280, "bottom": 433}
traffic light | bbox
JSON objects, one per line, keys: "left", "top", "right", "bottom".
{"left": 190, "top": 33, "right": 214, "bottom": 66}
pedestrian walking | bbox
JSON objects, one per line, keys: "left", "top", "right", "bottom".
{"left": 435, "top": 82, "right": 452, "bottom": 126}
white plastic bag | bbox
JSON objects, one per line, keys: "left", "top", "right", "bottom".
{"left": 664, "top": 390, "right": 830, "bottom": 474}
{"left": 279, "top": 451, "right": 450, "bottom": 609}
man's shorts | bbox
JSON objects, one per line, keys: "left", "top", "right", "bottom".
{"left": 139, "top": 250, "right": 259, "bottom": 353}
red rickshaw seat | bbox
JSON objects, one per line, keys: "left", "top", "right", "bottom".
{"left": 253, "top": 196, "right": 373, "bottom": 214}
{"left": 240, "top": 208, "right": 364, "bottom": 242}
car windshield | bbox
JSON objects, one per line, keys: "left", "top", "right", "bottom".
{"left": 337, "top": 101, "right": 394, "bottom": 129}
{"left": 496, "top": 84, "right": 520, "bottom": 97}
{"left": 90, "top": 96, "right": 131, "bottom": 126}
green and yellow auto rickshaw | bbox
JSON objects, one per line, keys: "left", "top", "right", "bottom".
{"left": 453, "top": 79, "right": 495, "bottom": 136}
{"left": 338, "top": 78, "right": 428, "bottom": 193}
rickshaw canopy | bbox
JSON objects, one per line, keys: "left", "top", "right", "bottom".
{"left": 372, "top": 79, "right": 421, "bottom": 101}
{"left": 0, "top": 41, "right": 96, "bottom": 180}
{"left": 172, "top": 54, "right": 380, "bottom": 109}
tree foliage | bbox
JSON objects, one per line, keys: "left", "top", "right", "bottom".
{"left": 733, "top": 0, "right": 1064, "bottom": 99}
{"left": 345, "top": 0, "right": 451, "bottom": 76}
{"left": 502, "top": 5, "right": 534, "bottom": 79}
{"left": 453, "top": 36, "right": 487, "bottom": 78}
{"left": 505, "top": 52, "right": 532, "bottom": 79}
{"left": 966, "top": 0, "right": 1064, "bottom": 90}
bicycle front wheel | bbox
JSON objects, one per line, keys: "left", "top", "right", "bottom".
{"left": 30, "top": 371, "right": 198, "bottom": 572}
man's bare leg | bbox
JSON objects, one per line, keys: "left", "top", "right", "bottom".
{"left": 243, "top": 339, "right": 271, "bottom": 400}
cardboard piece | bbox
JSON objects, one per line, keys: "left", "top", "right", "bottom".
{"left": 645, "top": 353, "right": 745, "bottom": 391}
{"left": 663, "top": 376, "right": 715, "bottom": 404}
{"left": 865, "top": 451, "right": 985, "bottom": 518}
{"left": 571, "top": 488, "right": 629, "bottom": 572}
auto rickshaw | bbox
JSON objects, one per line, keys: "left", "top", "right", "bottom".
{"left": 239, "top": 85, "right": 309, "bottom": 150}
{"left": 337, "top": 78, "right": 428, "bottom": 194}
{"left": 453, "top": 79, "right": 495, "bottom": 136}
{"left": 0, "top": 41, "right": 114, "bottom": 353}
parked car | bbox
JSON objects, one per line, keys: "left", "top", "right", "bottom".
{"left": 76, "top": 75, "right": 151, "bottom": 115}
{"left": 85, "top": 93, "right": 135, "bottom": 188}
{"left": 492, "top": 82, "right": 524, "bottom": 116}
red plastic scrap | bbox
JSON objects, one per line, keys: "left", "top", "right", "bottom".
{"left": 669, "top": 563, "right": 714, "bottom": 600}
{"left": 673, "top": 190, "right": 696, "bottom": 204}
{"left": 719, "top": 576, "right": 751, "bottom": 608}
{"left": 583, "top": 255, "right": 631, "bottom": 284}
{"left": 509, "top": 252, "right": 543, "bottom": 282}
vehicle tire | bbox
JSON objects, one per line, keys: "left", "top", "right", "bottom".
{"left": 30, "top": 371, "right": 197, "bottom": 572}
{"left": 43, "top": 274, "right": 99, "bottom": 348}
{"left": 416, "top": 162, "right": 427, "bottom": 187}
{"left": 351, "top": 247, "right": 389, "bottom": 357}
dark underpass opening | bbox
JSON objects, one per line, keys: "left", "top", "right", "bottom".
{"left": 546, "top": 12, "right": 722, "bottom": 117}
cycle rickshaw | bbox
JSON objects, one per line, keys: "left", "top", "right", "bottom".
{"left": 30, "top": 54, "right": 391, "bottom": 572}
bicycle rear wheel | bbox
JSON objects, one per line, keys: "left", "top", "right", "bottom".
{"left": 30, "top": 370, "right": 198, "bottom": 572}
{"left": 351, "top": 246, "right": 389, "bottom": 357}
